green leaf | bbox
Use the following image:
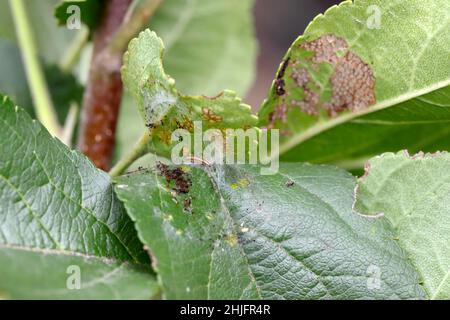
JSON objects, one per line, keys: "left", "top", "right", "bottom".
{"left": 0, "top": 246, "right": 159, "bottom": 300}
{"left": 258, "top": 0, "right": 450, "bottom": 168}
{"left": 115, "top": 0, "right": 257, "bottom": 161}
{"left": 0, "top": 39, "right": 32, "bottom": 112}
{"left": 45, "top": 64, "right": 84, "bottom": 124}
{"left": 0, "top": 95, "right": 158, "bottom": 299}
{"left": 121, "top": 29, "right": 257, "bottom": 156}
{"left": 114, "top": 163, "right": 426, "bottom": 299}
{"left": 148, "top": 0, "right": 257, "bottom": 97}
{"left": 356, "top": 151, "right": 450, "bottom": 299}
{"left": 54, "top": 0, "right": 102, "bottom": 31}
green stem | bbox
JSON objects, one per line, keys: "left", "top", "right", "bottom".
{"left": 109, "top": 131, "right": 153, "bottom": 177}
{"left": 61, "top": 103, "right": 79, "bottom": 147}
{"left": 9, "top": 0, "right": 62, "bottom": 138}
{"left": 59, "top": 26, "right": 89, "bottom": 73}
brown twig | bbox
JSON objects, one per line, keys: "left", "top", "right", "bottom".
{"left": 77, "top": 0, "right": 165, "bottom": 170}
{"left": 77, "top": 0, "right": 132, "bottom": 170}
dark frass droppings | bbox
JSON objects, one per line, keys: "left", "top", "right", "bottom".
{"left": 183, "top": 197, "right": 192, "bottom": 211}
{"left": 275, "top": 58, "right": 290, "bottom": 96}
{"left": 157, "top": 162, "right": 192, "bottom": 194}
{"left": 285, "top": 180, "right": 295, "bottom": 187}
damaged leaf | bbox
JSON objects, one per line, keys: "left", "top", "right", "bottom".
{"left": 356, "top": 151, "right": 450, "bottom": 299}
{"left": 269, "top": 34, "right": 375, "bottom": 121}
{"left": 114, "top": 163, "right": 425, "bottom": 300}
{"left": 258, "top": 0, "right": 450, "bottom": 168}
{"left": 121, "top": 29, "right": 258, "bottom": 157}
{"left": 115, "top": 0, "right": 257, "bottom": 161}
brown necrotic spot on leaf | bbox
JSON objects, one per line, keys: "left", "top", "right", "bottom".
{"left": 292, "top": 89, "right": 320, "bottom": 116}
{"left": 300, "top": 34, "right": 349, "bottom": 65}
{"left": 268, "top": 103, "right": 288, "bottom": 128}
{"left": 202, "top": 107, "right": 222, "bottom": 123}
{"left": 323, "top": 51, "right": 376, "bottom": 115}
{"left": 292, "top": 68, "right": 310, "bottom": 87}
{"left": 157, "top": 129, "right": 172, "bottom": 144}
{"left": 288, "top": 34, "right": 375, "bottom": 118}
{"left": 175, "top": 116, "right": 194, "bottom": 131}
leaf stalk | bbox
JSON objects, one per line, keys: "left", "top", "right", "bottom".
{"left": 109, "top": 131, "right": 153, "bottom": 177}
{"left": 9, "top": 0, "right": 62, "bottom": 139}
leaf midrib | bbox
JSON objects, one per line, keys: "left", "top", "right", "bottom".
{"left": 276, "top": 78, "right": 450, "bottom": 159}
{"left": 163, "top": 0, "right": 197, "bottom": 51}
{"left": 432, "top": 269, "right": 450, "bottom": 300}
{"left": 0, "top": 243, "right": 120, "bottom": 263}
{"left": 0, "top": 173, "right": 62, "bottom": 248}
{"left": 210, "top": 167, "right": 404, "bottom": 299}
{"left": 205, "top": 172, "right": 263, "bottom": 300}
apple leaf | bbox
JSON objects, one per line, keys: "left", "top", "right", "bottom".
{"left": 114, "top": 163, "right": 425, "bottom": 299}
